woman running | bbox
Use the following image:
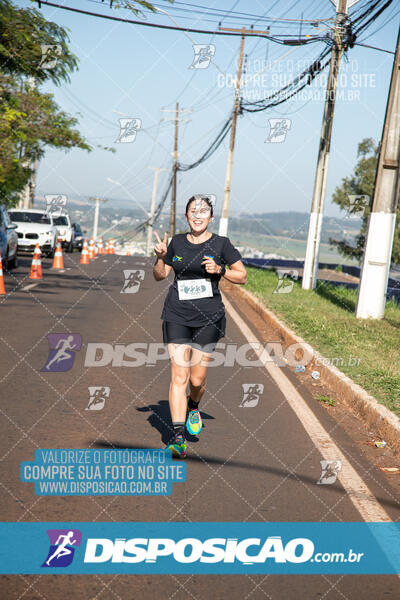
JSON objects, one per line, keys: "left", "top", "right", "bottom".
{"left": 153, "top": 194, "right": 247, "bottom": 458}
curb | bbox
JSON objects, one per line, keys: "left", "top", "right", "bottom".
{"left": 223, "top": 281, "right": 400, "bottom": 455}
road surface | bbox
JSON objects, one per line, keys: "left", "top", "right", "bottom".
{"left": 0, "top": 252, "right": 399, "bottom": 599}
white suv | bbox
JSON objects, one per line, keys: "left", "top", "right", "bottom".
{"left": 52, "top": 212, "right": 75, "bottom": 253}
{"left": 9, "top": 208, "right": 57, "bottom": 258}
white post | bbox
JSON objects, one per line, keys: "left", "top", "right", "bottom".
{"left": 93, "top": 197, "right": 99, "bottom": 240}
{"left": 356, "top": 26, "right": 400, "bottom": 319}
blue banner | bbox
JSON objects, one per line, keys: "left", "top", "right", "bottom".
{"left": 0, "top": 522, "right": 399, "bottom": 574}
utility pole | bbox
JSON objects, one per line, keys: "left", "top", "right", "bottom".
{"left": 302, "top": 0, "right": 360, "bottom": 290}
{"left": 356, "top": 26, "right": 400, "bottom": 319}
{"left": 171, "top": 102, "right": 179, "bottom": 237}
{"left": 218, "top": 27, "right": 268, "bottom": 236}
{"left": 219, "top": 30, "right": 245, "bottom": 237}
{"left": 90, "top": 197, "right": 108, "bottom": 240}
{"left": 147, "top": 166, "right": 167, "bottom": 256}
{"left": 161, "top": 105, "right": 191, "bottom": 238}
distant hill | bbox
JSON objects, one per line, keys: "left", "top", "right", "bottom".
{"left": 227, "top": 211, "right": 360, "bottom": 244}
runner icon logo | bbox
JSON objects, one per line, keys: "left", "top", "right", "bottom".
{"left": 240, "top": 383, "right": 264, "bottom": 408}
{"left": 265, "top": 118, "right": 291, "bottom": 143}
{"left": 41, "top": 333, "right": 82, "bottom": 372}
{"left": 273, "top": 269, "right": 299, "bottom": 294}
{"left": 189, "top": 44, "right": 215, "bottom": 69}
{"left": 115, "top": 118, "right": 142, "bottom": 143}
{"left": 346, "top": 194, "right": 370, "bottom": 219}
{"left": 317, "top": 460, "right": 342, "bottom": 485}
{"left": 39, "top": 44, "right": 62, "bottom": 69}
{"left": 45, "top": 194, "right": 67, "bottom": 219}
{"left": 42, "top": 529, "right": 82, "bottom": 567}
{"left": 86, "top": 386, "right": 110, "bottom": 411}
{"left": 120, "top": 270, "right": 145, "bottom": 294}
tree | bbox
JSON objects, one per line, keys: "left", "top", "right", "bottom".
{"left": 112, "top": 1, "right": 172, "bottom": 15}
{"left": 0, "top": 0, "right": 78, "bottom": 84}
{"left": 0, "top": 72, "right": 90, "bottom": 204}
{"left": 0, "top": 0, "right": 92, "bottom": 206}
{"left": 329, "top": 137, "right": 400, "bottom": 265}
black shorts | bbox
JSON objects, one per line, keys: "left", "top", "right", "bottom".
{"left": 162, "top": 316, "right": 226, "bottom": 353}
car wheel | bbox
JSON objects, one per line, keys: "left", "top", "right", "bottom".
{"left": 67, "top": 242, "right": 74, "bottom": 253}
{"left": 7, "top": 251, "right": 18, "bottom": 270}
{"left": 47, "top": 247, "right": 55, "bottom": 259}
{"left": 3, "top": 246, "right": 10, "bottom": 271}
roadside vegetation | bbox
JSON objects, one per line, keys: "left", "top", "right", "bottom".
{"left": 245, "top": 266, "right": 400, "bottom": 416}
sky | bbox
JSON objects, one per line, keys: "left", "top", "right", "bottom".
{"left": 19, "top": 0, "right": 400, "bottom": 219}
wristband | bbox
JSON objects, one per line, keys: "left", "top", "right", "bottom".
{"left": 218, "top": 264, "right": 226, "bottom": 277}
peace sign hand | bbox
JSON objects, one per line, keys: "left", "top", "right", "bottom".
{"left": 153, "top": 231, "right": 168, "bottom": 259}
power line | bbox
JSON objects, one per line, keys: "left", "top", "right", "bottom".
{"left": 35, "top": 1, "right": 276, "bottom": 39}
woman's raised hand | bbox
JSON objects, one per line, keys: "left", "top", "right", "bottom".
{"left": 153, "top": 231, "right": 168, "bottom": 259}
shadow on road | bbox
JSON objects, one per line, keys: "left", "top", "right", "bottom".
{"left": 91, "top": 439, "right": 400, "bottom": 513}
{"left": 135, "top": 400, "right": 215, "bottom": 444}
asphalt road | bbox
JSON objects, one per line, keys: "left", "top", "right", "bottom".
{"left": 0, "top": 252, "right": 399, "bottom": 599}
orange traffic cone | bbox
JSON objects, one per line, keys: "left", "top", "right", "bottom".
{"left": 29, "top": 243, "right": 43, "bottom": 279}
{"left": 88, "top": 237, "right": 96, "bottom": 260}
{"left": 126, "top": 247, "right": 131, "bottom": 256}
{"left": 0, "top": 252, "right": 6, "bottom": 295}
{"left": 109, "top": 239, "right": 115, "bottom": 255}
{"left": 80, "top": 238, "right": 90, "bottom": 264}
{"left": 105, "top": 241, "right": 110, "bottom": 255}
{"left": 52, "top": 239, "right": 64, "bottom": 269}
{"left": 98, "top": 238, "right": 104, "bottom": 255}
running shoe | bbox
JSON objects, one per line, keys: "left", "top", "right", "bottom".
{"left": 186, "top": 397, "right": 203, "bottom": 436}
{"left": 165, "top": 436, "right": 187, "bottom": 459}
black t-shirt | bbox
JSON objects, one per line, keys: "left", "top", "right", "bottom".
{"left": 161, "top": 232, "right": 242, "bottom": 326}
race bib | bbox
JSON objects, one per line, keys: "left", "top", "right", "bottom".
{"left": 177, "top": 278, "right": 213, "bottom": 300}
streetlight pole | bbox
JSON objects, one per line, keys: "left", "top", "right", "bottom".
{"left": 147, "top": 166, "right": 166, "bottom": 256}
{"left": 90, "top": 197, "right": 107, "bottom": 240}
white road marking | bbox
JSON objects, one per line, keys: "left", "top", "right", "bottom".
{"left": 223, "top": 292, "right": 392, "bottom": 523}
{"left": 21, "top": 283, "right": 40, "bottom": 291}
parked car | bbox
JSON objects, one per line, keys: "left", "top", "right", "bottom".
{"left": 52, "top": 212, "right": 74, "bottom": 253}
{"left": 0, "top": 205, "right": 18, "bottom": 269}
{"left": 8, "top": 208, "right": 57, "bottom": 258}
{"left": 72, "top": 223, "right": 86, "bottom": 251}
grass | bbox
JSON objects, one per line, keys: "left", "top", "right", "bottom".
{"left": 316, "top": 394, "right": 337, "bottom": 407}
{"left": 245, "top": 266, "right": 400, "bottom": 417}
